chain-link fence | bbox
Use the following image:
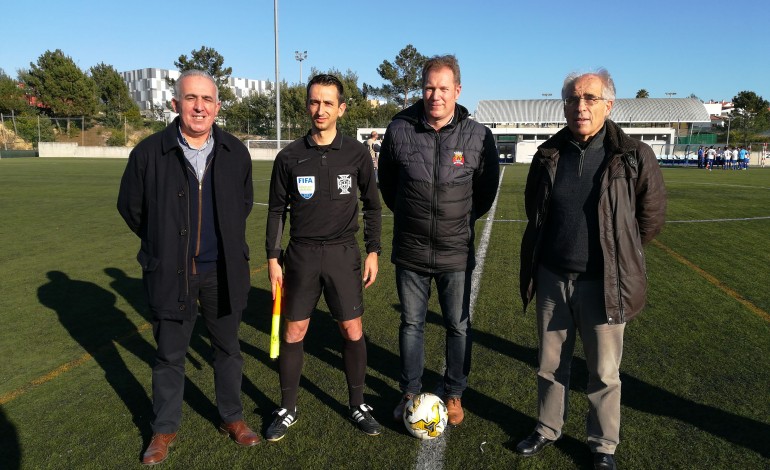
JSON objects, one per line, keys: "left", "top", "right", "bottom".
{"left": 245, "top": 139, "right": 293, "bottom": 150}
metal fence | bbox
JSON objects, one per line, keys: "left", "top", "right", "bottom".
{"left": 0, "top": 114, "right": 97, "bottom": 150}
{"left": 245, "top": 139, "right": 293, "bottom": 150}
{"left": 650, "top": 142, "right": 769, "bottom": 166}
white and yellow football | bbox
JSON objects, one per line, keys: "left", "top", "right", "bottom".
{"left": 403, "top": 393, "right": 448, "bottom": 440}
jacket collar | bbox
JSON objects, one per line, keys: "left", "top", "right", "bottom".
{"left": 303, "top": 128, "right": 344, "bottom": 150}
{"left": 538, "top": 119, "right": 637, "bottom": 159}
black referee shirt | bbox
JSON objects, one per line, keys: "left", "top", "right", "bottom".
{"left": 266, "top": 130, "right": 382, "bottom": 259}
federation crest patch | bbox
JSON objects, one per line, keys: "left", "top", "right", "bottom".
{"left": 297, "top": 176, "right": 315, "bottom": 199}
{"left": 337, "top": 174, "right": 352, "bottom": 195}
{"left": 452, "top": 152, "right": 465, "bottom": 166}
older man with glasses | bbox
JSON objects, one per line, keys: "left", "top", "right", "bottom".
{"left": 515, "top": 69, "right": 666, "bottom": 470}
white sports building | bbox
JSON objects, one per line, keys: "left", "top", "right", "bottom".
{"left": 359, "top": 98, "right": 714, "bottom": 164}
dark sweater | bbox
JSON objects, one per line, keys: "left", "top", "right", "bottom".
{"left": 184, "top": 154, "right": 218, "bottom": 274}
{"left": 540, "top": 126, "right": 606, "bottom": 276}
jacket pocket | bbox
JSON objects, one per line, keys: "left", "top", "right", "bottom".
{"left": 137, "top": 250, "right": 160, "bottom": 272}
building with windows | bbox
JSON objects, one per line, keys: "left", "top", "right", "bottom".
{"left": 475, "top": 98, "right": 712, "bottom": 163}
{"left": 357, "top": 98, "right": 713, "bottom": 164}
{"left": 120, "top": 68, "right": 271, "bottom": 117}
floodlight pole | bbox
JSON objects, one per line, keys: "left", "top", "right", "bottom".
{"left": 295, "top": 50, "right": 307, "bottom": 84}
{"left": 274, "top": 0, "right": 281, "bottom": 150}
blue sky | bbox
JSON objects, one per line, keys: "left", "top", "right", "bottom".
{"left": 3, "top": 0, "right": 769, "bottom": 113}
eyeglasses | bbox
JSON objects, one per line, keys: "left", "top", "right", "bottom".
{"left": 563, "top": 96, "right": 607, "bottom": 106}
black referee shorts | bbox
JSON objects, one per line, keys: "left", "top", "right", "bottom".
{"left": 283, "top": 240, "right": 364, "bottom": 322}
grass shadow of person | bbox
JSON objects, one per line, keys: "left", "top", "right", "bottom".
{"left": 102, "top": 268, "right": 225, "bottom": 442}
{"left": 0, "top": 405, "right": 20, "bottom": 470}
{"left": 38, "top": 270, "right": 154, "bottom": 441}
{"left": 241, "top": 285, "right": 412, "bottom": 434}
{"left": 469, "top": 325, "right": 770, "bottom": 460}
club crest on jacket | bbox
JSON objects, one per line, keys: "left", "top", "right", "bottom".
{"left": 337, "top": 174, "right": 352, "bottom": 195}
{"left": 452, "top": 152, "right": 465, "bottom": 167}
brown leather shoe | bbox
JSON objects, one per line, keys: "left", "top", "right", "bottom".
{"left": 219, "top": 420, "right": 261, "bottom": 446}
{"left": 141, "top": 433, "right": 177, "bottom": 465}
{"left": 445, "top": 396, "right": 464, "bottom": 425}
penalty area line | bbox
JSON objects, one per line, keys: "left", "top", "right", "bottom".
{"left": 652, "top": 239, "right": 770, "bottom": 322}
{"left": 0, "top": 322, "right": 153, "bottom": 406}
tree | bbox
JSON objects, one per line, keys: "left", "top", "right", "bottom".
{"left": 170, "top": 46, "right": 236, "bottom": 105}
{"left": 23, "top": 49, "right": 99, "bottom": 120}
{"left": 731, "top": 90, "right": 770, "bottom": 145}
{"left": 279, "top": 81, "right": 309, "bottom": 140}
{"left": 635, "top": 89, "right": 649, "bottom": 98}
{"left": 89, "top": 62, "right": 141, "bottom": 126}
{"left": 307, "top": 67, "right": 390, "bottom": 137}
{"left": 376, "top": 44, "right": 427, "bottom": 108}
{"left": 0, "top": 69, "right": 29, "bottom": 114}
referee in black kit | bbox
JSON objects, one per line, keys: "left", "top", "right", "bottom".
{"left": 264, "top": 74, "right": 382, "bottom": 441}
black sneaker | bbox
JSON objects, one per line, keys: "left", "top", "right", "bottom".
{"left": 349, "top": 404, "right": 381, "bottom": 436}
{"left": 265, "top": 407, "right": 297, "bottom": 442}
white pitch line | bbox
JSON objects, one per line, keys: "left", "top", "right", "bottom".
{"left": 665, "top": 216, "right": 770, "bottom": 223}
{"left": 486, "top": 215, "right": 770, "bottom": 224}
{"left": 677, "top": 181, "right": 770, "bottom": 190}
{"left": 414, "top": 166, "right": 506, "bottom": 470}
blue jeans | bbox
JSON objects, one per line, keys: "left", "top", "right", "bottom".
{"left": 395, "top": 266, "right": 472, "bottom": 397}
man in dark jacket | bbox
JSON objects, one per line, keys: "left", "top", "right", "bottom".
{"left": 118, "top": 70, "right": 259, "bottom": 465}
{"left": 378, "top": 55, "right": 499, "bottom": 426}
{"left": 515, "top": 69, "right": 666, "bottom": 470}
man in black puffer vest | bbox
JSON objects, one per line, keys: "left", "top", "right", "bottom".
{"left": 379, "top": 54, "right": 499, "bottom": 427}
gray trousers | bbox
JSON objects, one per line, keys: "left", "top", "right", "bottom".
{"left": 534, "top": 265, "right": 625, "bottom": 454}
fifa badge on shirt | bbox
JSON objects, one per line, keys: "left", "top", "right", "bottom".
{"left": 337, "top": 174, "right": 352, "bottom": 195}
{"left": 297, "top": 176, "right": 315, "bottom": 199}
{"left": 452, "top": 152, "right": 465, "bottom": 167}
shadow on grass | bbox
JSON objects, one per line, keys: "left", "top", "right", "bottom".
{"left": 37, "top": 268, "right": 265, "bottom": 458}
{"left": 0, "top": 405, "right": 20, "bottom": 470}
{"left": 240, "top": 286, "right": 290, "bottom": 427}
{"left": 468, "top": 325, "right": 770, "bottom": 460}
{"left": 241, "top": 285, "right": 391, "bottom": 433}
{"left": 106, "top": 268, "right": 273, "bottom": 437}
{"left": 39, "top": 271, "right": 154, "bottom": 441}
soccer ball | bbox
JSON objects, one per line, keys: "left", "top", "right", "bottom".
{"left": 403, "top": 393, "right": 448, "bottom": 440}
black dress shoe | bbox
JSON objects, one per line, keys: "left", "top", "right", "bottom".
{"left": 515, "top": 431, "right": 556, "bottom": 456}
{"left": 594, "top": 452, "right": 617, "bottom": 470}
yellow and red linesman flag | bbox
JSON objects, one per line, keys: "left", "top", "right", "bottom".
{"left": 269, "top": 283, "right": 281, "bottom": 359}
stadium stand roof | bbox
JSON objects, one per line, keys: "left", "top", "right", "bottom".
{"left": 475, "top": 98, "right": 711, "bottom": 125}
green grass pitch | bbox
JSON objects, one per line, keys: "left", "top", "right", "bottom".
{"left": 0, "top": 158, "right": 768, "bottom": 469}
